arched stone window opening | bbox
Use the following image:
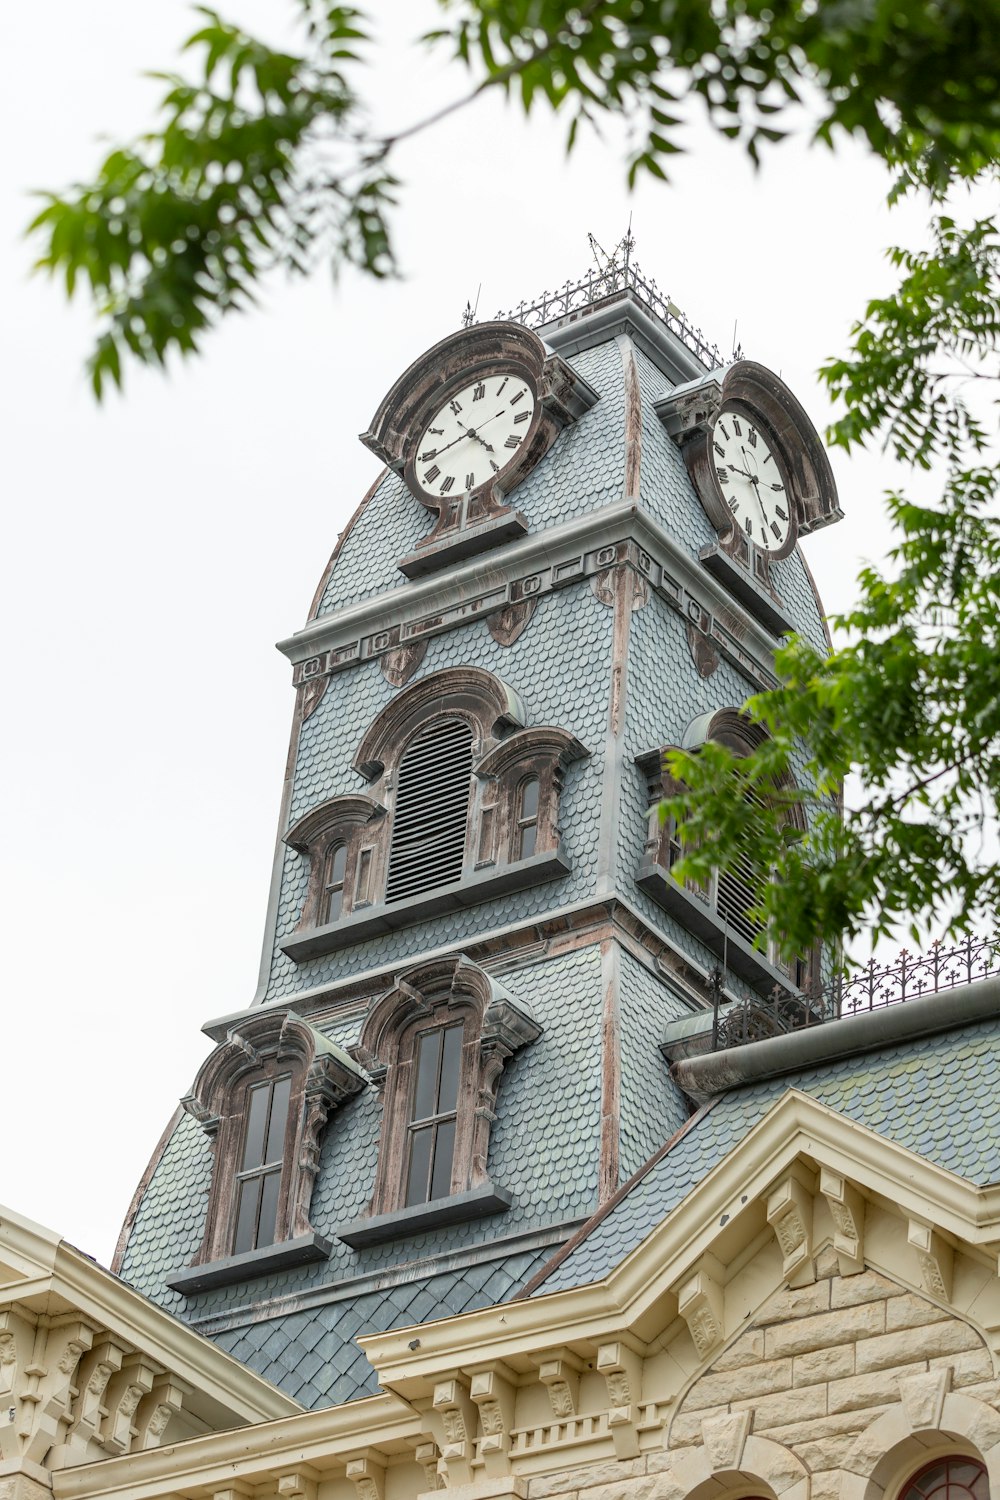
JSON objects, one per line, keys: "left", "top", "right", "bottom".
{"left": 337, "top": 954, "right": 541, "bottom": 1246}
{"left": 898, "top": 1458, "right": 989, "bottom": 1500}
{"left": 280, "top": 668, "right": 588, "bottom": 962}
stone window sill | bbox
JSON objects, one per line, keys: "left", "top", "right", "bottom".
{"left": 335, "top": 1182, "right": 512, "bottom": 1249}
{"left": 698, "top": 543, "right": 796, "bottom": 638}
{"left": 397, "top": 511, "right": 529, "bottom": 579}
{"left": 165, "top": 1232, "right": 331, "bottom": 1295}
{"left": 281, "top": 848, "right": 571, "bottom": 963}
{"left": 636, "top": 860, "right": 800, "bottom": 998}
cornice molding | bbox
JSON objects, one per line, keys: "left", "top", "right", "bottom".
{"left": 52, "top": 1390, "right": 420, "bottom": 1500}
{"left": 355, "top": 1089, "right": 1000, "bottom": 1390}
{"left": 276, "top": 501, "right": 786, "bottom": 695}
{"left": 0, "top": 1208, "right": 300, "bottom": 1428}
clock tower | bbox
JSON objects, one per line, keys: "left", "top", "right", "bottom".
{"left": 113, "top": 251, "right": 841, "bottom": 1411}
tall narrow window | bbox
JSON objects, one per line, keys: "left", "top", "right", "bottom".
{"left": 404, "top": 1023, "right": 463, "bottom": 1206}
{"left": 385, "top": 718, "right": 473, "bottom": 903}
{"left": 322, "top": 842, "right": 347, "bottom": 922}
{"left": 232, "top": 1075, "right": 291, "bottom": 1255}
{"left": 516, "top": 776, "right": 539, "bottom": 859}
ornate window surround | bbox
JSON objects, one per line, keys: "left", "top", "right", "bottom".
{"left": 635, "top": 707, "right": 813, "bottom": 998}
{"left": 167, "top": 1010, "right": 365, "bottom": 1294}
{"left": 336, "top": 954, "right": 541, "bottom": 1248}
{"left": 281, "top": 668, "right": 588, "bottom": 963}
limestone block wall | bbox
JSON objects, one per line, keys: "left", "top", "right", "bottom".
{"left": 522, "top": 1251, "right": 1000, "bottom": 1500}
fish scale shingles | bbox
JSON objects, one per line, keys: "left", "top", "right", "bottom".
{"left": 210, "top": 1246, "right": 553, "bottom": 1407}
{"left": 617, "top": 949, "right": 691, "bottom": 1181}
{"left": 534, "top": 1017, "right": 1000, "bottom": 1295}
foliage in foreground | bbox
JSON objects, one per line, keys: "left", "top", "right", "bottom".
{"left": 28, "top": 0, "right": 1000, "bottom": 953}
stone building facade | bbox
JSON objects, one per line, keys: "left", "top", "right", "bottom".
{"left": 3, "top": 261, "right": 1000, "bottom": 1500}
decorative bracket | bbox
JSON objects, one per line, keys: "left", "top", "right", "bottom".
{"left": 677, "top": 1254, "right": 725, "bottom": 1363}
{"left": 596, "top": 1340, "right": 643, "bottom": 1459}
{"left": 767, "top": 1167, "right": 815, "bottom": 1285}
{"left": 908, "top": 1219, "right": 954, "bottom": 1301}
{"left": 346, "top": 1453, "right": 386, "bottom": 1500}
{"left": 470, "top": 1364, "right": 517, "bottom": 1475}
{"left": 536, "top": 1349, "right": 582, "bottom": 1419}
{"left": 432, "top": 1376, "right": 478, "bottom": 1484}
{"left": 820, "top": 1168, "right": 865, "bottom": 1275}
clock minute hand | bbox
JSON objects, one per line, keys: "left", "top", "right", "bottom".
{"left": 422, "top": 428, "right": 474, "bottom": 461}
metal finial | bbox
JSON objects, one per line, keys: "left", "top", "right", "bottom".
{"left": 461, "top": 283, "right": 482, "bottom": 329}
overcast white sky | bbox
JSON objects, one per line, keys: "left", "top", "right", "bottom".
{"left": 1, "top": 1, "right": 936, "bottom": 1266}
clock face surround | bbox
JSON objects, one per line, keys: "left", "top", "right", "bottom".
{"left": 413, "top": 373, "right": 538, "bottom": 501}
{"left": 711, "top": 404, "right": 793, "bottom": 555}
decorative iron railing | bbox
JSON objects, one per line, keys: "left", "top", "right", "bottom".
{"left": 711, "top": 933, "right": 1000, "bottom": 1051}
{"left": 495, "top": 257, "right": 723, "bottom": 370}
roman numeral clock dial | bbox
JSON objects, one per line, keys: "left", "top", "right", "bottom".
{"left": 413, "top": 375, "right": 537, "bottom": 500}
{"left": 712, "top": 411, "right": 791, "bottom": 554}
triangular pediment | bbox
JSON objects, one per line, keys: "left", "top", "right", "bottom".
{"left": 359, "top": 1088, "right": 1000, "bottom": 1395}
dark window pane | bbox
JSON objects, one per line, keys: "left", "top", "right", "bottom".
{"left": 233, "top": 1177, "right": 261, "bottom": 1255}
{"left": 430, "top": 1119, "right": 456, "bottom": 1201}
{"left": 329, "top": 844, "right": 347, "bottom": 883}
{"left": 520, "top": 778, "right": 539, "bottom": 820}
{"left": 405, "top": 1126, "right": 433, "bottom": 1206}
{"left": 325, "top": 886, "right": 343, "bottom": 922}
{"left": 519, "top": 823, "right": 537, "bottom": 860}
{"left": 265, "top": 1075, "right": 291, "bottom": 1165}
{"left": 439, "top": 1024, "right": 463, "bottom": 1112}
{"left": 411, "top": 1029, "right": 442, "bottom": 1122}
{"left": 240, "top": 1082, "right": 271, "bottom": 1171}
{"left": 256, "top": 1169, "right": 281, "bottom": 1249}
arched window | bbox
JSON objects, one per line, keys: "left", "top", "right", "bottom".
{"left": 170, "top": 1012, "right": 364, "bottom": 1293}
{"left": 899, "top": 1458, "right": 988, "bottom": 1500}
{"left": 403, "top": 1020, "right": 465, "bottom": 1206}
{"left": 515, "top": 775, "right": 540, "bottom": 860}
{"left": 321, "top": 842, "right": 348, "bottom": 923}
{"left": 385, "top": 717, "right": 473, "bottom": 903}
{"left": 637, "top": 707, "right": 814, "bottom": 995}
{"left": 336, "top": 955, "right": 541, "bottom": 1245}
{"left": 280, "top": 669, "right": 589, "bottom": 961}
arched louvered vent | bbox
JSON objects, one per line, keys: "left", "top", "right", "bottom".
{"left": 385, "top": 718, "right": 473, "bottom": 903}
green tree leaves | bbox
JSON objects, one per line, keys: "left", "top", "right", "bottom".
{"left": 28, "top": 0, "right": 1000, "bottom": 954}
{"left": 29, "top": 5, "right": 394, "bottom": 397}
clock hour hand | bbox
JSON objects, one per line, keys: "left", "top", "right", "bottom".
{"left": 454, "top": 419, "right": 495, "bottom": 453}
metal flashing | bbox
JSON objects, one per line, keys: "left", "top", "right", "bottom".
{"left": 166, "top": 1232, "right": 333, "bottom": 1295}
{"left": 672, "top": 973, "right": 1000, "bottom": 1103}
{"left": 336, "top": 1182, "right": 513, "bottom": 1249}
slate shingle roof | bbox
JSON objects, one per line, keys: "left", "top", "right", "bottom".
{"left": 527, "top": 1015, "right": 1000, "bottom": 1296}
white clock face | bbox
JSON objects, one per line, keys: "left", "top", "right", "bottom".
{"left": 711, "top": 409, "right": 793, "bottom": 554}
{"left": 413, "top": 374, "right": 536, "bottom": 500}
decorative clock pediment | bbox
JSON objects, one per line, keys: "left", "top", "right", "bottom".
{"left": 361, "top": 321, "right": 599, "bottom": 579}
{"left": 656, "top": 361, "right": 842, "bottom": 629}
